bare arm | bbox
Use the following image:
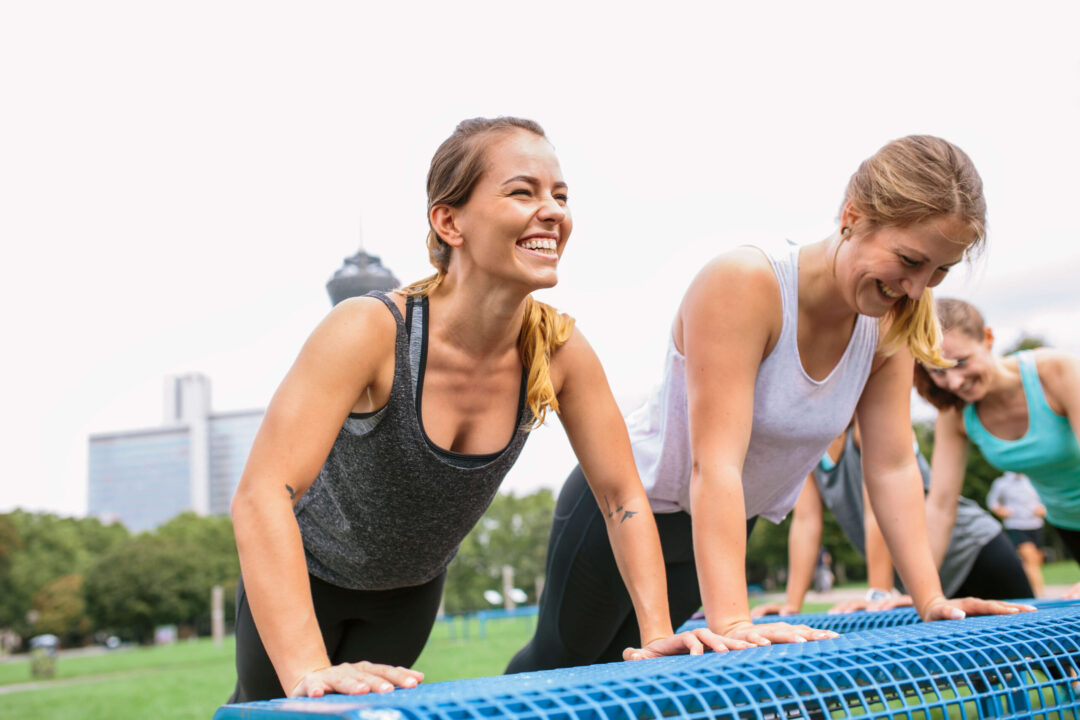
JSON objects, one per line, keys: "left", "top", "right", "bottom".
{"left": 857, "top": 348, "right": 950, "bottom": 618}
{"left": 925, "top": 408, "right": 969, "bottom": 568}
{"left": 682, "top": 251, "right": 826, "bottom": 644}
{"left": 859, "top": 349, "right": 1032, "bottom": 620}
{"left": 862, "top": 481, "right": 895, "bottom": 592}
{"left": 750, "top": 475, "right": 822, "bottom": 618}
{"left": 784, "top": 476, "right": 824, "bottom": 613}
{"left": 554, "top": 329, "right": 747, "bottom": 658}
{"left": 231, "top": 298, "right": 418, "bottom": 697}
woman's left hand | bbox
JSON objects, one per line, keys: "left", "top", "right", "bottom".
{"left": 921, "top": 596, "right": 1037, "bottom": 621}
{"left": 1062, "top": 582, "right": 1080, "bottom": 600}
{"left": 623, "top": 628, "right": 755, "bottom": 660}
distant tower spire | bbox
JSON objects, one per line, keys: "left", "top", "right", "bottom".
{"left": 325, "top": 225, "right": 400, "bottom": 305}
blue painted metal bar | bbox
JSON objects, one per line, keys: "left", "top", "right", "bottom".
{"left": 215, "top": 602, "right": 1080, "bottom": 720}
{"left": 676, "top": 597, "right": 1075, "bottom": 635}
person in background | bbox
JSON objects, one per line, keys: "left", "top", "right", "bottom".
{"left": 987, "top": 471, "right": 1047, "bottom": 596}
{"left": 914, "top": 297, "right": 1080, "bottom": 600}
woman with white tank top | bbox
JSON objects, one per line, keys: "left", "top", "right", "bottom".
{"left": 507, "top": 135, "right": 1034, "bottom": 674}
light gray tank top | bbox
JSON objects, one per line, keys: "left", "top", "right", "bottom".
{"left": 626, "top": 243, "right": 878, "bottom": 522}
{"left": 294, "top": 292, "right": 532, "bottom": 590}
{"left": 813, "top": 428, "right": 1002, "bottom": 597}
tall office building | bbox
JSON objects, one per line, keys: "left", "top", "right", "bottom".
{"left": 87, "top": 374, "right": 262, "bottom": 531}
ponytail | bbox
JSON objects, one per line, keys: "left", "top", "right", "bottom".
{"left": 879, "top": 288, "right": 950, "bottom": 368}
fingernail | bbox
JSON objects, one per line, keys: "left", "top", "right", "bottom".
{"left": 795, "top": 636, "right": 807, "bottom": 642}
{"left": 380, "top": 683, "right": 394, "bottom": 692}
{"left": 403, "top": 677, "right": 418, "bottom": 687}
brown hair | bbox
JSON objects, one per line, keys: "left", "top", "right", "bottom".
{"left": 843, "top": 135, "right": 986, "bottom": 367}
{"left": 912, "top": 297, "right": 986, "bottom": 410}
{"left": 399, "top": 117, "right": 575, "bottom": 427}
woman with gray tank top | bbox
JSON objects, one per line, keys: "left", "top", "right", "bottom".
{"left": 228, "top": 118, "right": 733, "bottom": 703}
{"left": 508, "top": 135, "right": 1034, "bottom": 674}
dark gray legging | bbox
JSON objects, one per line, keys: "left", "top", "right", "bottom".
{"left": 229, "top": 570, "right": 444, "bottom": 702}
{"left": 506, "top": 465, "right": 755, "bottom": 673}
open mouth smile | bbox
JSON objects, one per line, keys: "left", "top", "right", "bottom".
{"left": 878, "top": 280, "right": 902, "bottom": 299}
{"left": 517, "top": 237, "right": 558, "bottom": 258}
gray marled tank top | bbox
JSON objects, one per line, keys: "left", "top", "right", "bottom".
{"left": 294, "top": 292, "right": 532, "bottom": 590}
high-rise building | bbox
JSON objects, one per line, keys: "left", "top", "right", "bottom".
{"left": 87, "top": 374, "right": 262, "bottom": 531}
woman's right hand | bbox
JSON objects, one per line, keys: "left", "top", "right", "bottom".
{"left": 289, "top": 662, "right": 424, "bottom": 698}
{"left": 718, "top": 620, "right": 838, "bottom": 646}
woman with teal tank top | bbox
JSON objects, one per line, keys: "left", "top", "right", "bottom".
{"left": 915, "top": 297, "right": 1080, "bottom": 600}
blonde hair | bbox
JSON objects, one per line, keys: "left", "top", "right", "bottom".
{"left": 843, "top": 135, "right": 987, "bottom": 367}
{"left": 913, "top": 298, "right": 986, "bottom": 410}
{"left": 399, "top": 117, "right": 575, "bottom": 427}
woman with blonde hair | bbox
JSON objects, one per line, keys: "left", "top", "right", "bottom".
{"left": 914, "top": 297, "right": 1080, "bottom": 599}
{"left": 509, "top": 135, "right": 1031, "bottom": 674}
{"left": 228, "top": 117, "right": 726, "bottom": 702}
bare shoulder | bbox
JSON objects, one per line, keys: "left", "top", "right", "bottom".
{"left": 302, "top": 295, "right": 398, "bottom": 367}
{"left": 549, "top": 326, "right": 600, "bottom": 394}
{"left": 686, "top": 247, "right": 779, "bottom": 302}
{"left": 1031, "top": 347, "right": 1080, "bottom": 407}
{"left": 677, "top": 247, "right": 781, "bottom": 352}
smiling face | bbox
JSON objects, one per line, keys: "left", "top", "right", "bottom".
{"left": 836, "top": 211, "right": 971, "bottom": 318}
{"left": 442, "top": 128, "right": 571, "bottom": 292}
{"left": 927, "top": 327, "right": 996, "bottom": 402}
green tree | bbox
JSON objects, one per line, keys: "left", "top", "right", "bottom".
{"left": 83, "top": 513, "right": 240, "bottom": 641}
{"left": 2, "top": 512, "right": 126, "bottom": 642}
{"left": 84, "top": 534, "right": 205, "bottom": 644}
{"left": 32, "top": 574, "right": 91, "bottom": 644}
{"left": 0, "top": 514, "right": 22, "bottom": 629}
{"left": 443, "top": 489, "right": 555, "bottom": 613}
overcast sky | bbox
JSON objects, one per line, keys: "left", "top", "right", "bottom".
{"left": 2, "top": 1, "right": 1078, "bottom": 517}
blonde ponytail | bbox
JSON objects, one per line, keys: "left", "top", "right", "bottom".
{"left": 518, "top": 296, "right": 575, "bottom": 428}
{"left": 879, "top": 288, "right": 950, "bottom": 368}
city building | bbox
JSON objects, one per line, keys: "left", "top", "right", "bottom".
{"left": 87, "top": 374, "right": 262, "bottom": 531}
{"left": 87, "top": 248, "right": 397, "bottom": 531}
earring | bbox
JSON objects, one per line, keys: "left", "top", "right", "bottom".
{"left": 841, "top": 226, "right": 851, "bottom": 238}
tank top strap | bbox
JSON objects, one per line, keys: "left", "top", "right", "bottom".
{"left": 364, "top": 290, "right": 405, "bottom": 326}
{"left": 1016, "top": 351, "right": 1054, "bottom": 423}
{"left": 405, "top": 295, "right": 427, "bottom": 404}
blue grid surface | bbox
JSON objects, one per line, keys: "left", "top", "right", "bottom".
{"left": 675, "top": 598, "right": 1075, "bottom": 636}
{"left": 215, "top": 602, "right": 1080, "bottom": 720}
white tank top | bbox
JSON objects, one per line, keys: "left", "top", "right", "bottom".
{"left": 626, "top": 243, "right": 879, "bottom": 523}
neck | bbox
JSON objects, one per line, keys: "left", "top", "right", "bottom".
{"left": 982, "top": 355, "right": 1022, "bottom": 402}
{"left": 427, "top": 271, "right": 528, "bottom": 359}
{"left": 797, "top": 235, "right": 860, "bottom": 328}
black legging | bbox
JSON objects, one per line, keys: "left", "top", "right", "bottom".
{"left": 506, "top": 465, "right": 755, "bottom": 673}
{"left": 951, "top": 530, "right": 1033, "bottom": 599}
{"left": 229, "top": 570, "right": 445, "bottom": 702}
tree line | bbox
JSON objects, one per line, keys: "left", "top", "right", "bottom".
{"left": 0, "top": 489, "right": 558, "bottom": 651}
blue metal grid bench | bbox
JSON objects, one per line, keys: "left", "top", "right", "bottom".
{"left": 675, "top": 598, "right": 1076, "bottom": 635}
{"left": 214, "top": 602, "right": 1080, "bottom": 720}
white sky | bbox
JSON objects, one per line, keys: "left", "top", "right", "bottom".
{"left": 2, "top": 1, "right": 1079, "bottom": 517}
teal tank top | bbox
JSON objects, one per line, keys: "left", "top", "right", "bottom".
{"left": 963, "top": 351, "right": 1080, "bottom": 530}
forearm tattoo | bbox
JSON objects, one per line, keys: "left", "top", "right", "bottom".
{"left": 603, "top": 496, "right": 639, "bottom": 524}
{"left": 285, "top": 484, "right": 296, "bottom": 500}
